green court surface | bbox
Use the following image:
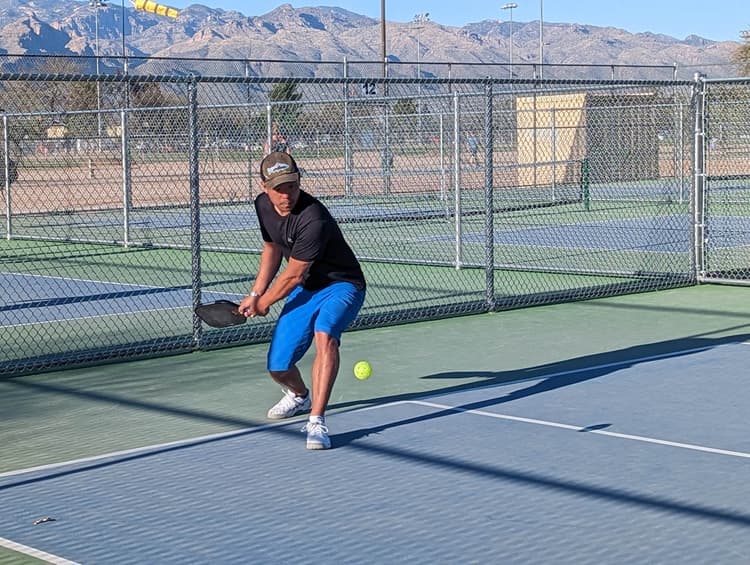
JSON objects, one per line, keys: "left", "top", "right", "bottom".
{"left": 0, "top": 549, "right": 47, "bottom": 564}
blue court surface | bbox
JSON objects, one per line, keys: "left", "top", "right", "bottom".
{"left": 428, "top": 215, "right": 750, "bottom": 252}
{"left": 2, "top": 340, "right": 748, "bottom": 564}
{"left": 0, "top": 273, "right": 240, "bottom": 326}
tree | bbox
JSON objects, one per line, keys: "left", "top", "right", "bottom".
{"left": 0, "top": 59, "right": 95, "bottom": 138}
{"left": 0, "top": 59, "right": 91, "bottom": 114}
{"left": 130, "top": 81, "right": 172, "bottom": 108}
{"left": 269, "top": 81, "right": 303, "bottom": 133}
{"left": 733, "top": 34, "right": 750, "bottom": 76}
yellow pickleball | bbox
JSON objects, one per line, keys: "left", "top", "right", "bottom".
{"left": 353, "top": 360, "right": 372, "bottom": 380}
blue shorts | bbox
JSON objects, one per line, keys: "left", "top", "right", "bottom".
{"left": 267, "top": 282, "right": 366, "bottom": 372}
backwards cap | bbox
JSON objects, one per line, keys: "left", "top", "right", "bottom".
{"left": 260, "top": 152, "right": 300, "bottom": 190}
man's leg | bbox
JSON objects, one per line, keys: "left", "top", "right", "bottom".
{"left": 266, "top": 290, "right": 315, "bottom": 420}
{"left": 269, "top": 366, "right": 307, "bottom": 397}
{"left": 302, "top": 283, "right": 364, "bottom": 449}
{"left": 309, "top": 331, "right": 340, "bottom": 417}
{"left": 266, "top": 364, "right": 311, "bottom": 420}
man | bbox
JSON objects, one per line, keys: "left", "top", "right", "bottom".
{"left": 239, "top": 152, "right": 366, "bottom": 450}
{"left": 465, "top": 134, "right": 479, "bottom": 167}
{"left": 262, "top": 125, "right": 291, "bottom": 156}
{"left": 0, "top": 152, "right": 18, "bottom": 187}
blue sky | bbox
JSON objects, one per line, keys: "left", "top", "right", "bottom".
{"left": 153, "top": 0, "right": 748, "bottom": 42}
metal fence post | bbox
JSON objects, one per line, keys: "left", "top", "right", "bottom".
{"left": 188, "top": 76, "right": 203, "bottom": 346}
{"left": 266, "top": 103, "right": 273, "bottom": 152}
{"left": 245, "top": 60, "right": 254, "bottom": 201}
{"left": 484, "top": 80, "right": 495, "bottom": 310}
{"left": 678, "top": 101, "right": 685, "bottom": 203}
{"left": 120, "top": 105, "right": 132, "bottom": 246}
{"left": 439, "top": 112, "right": 446, "bottom": 206}
{"left": 551, "top": 107, "right": 557, "bottom": 200}
{"left": 3, "top": 113, "right": 11, "bottom": 240}
{"left": 691, "top": 73, "right": 706, "bottom": 280}
{"left": 453, "top": 92, "right": 462, "bottom": 269}
{"left": 382, "top": 91, "right": 391, "bottom": 196}
{"left": 343, "top": 58, "right": 353, "bottom": 197}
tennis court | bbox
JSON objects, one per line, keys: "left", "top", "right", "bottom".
{"left": 1, "top": 284, "right": 749, "bottom": 564}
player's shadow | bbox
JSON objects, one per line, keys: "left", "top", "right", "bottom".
{"left": 332, "top": 332, "right": 750, "bottom": 447}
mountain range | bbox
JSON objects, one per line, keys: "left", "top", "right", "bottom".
{"left": 0, "top": 0, "right": 742, "bottom": 80}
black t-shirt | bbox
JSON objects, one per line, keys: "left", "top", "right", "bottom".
{"left": 254, "top": 190, "right": 366, "bottom": 291}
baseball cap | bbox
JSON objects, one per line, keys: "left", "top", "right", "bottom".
{"left": 260, "top": 152, "right": 300, "bottom": 190}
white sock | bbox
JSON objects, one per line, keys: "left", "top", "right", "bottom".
{"left": 309, "top": 415, "right": 325, "bottom": 425}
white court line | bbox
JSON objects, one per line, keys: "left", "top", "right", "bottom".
{"left": 407, "top": 400, "right": 750, "bottom": 460}
{"left": 0, "top": 305, "right": 188, "bottom": 329}
{"left": 0, "top": 270, "right": 242, "bottom": 327}
{"left": 0, "top": 418, "right": 307, "bottom": 479}
{"left": 1, "top": 271, "right": 244, "bottom": 299}
{"left": 1, "top": 270, "right": 158, "bottom": 289}
{"left": 0, "top": 536, "right": 79, "bottom": 565}
{"left": 0, "top": 296, "right": 240, "bottom": 328}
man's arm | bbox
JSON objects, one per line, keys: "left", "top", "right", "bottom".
{"left": 254, "top": 256, "right": 311, "bottom": 316}
{"left": 253, "top": 241, "right": 283, "bottom": 295}
{"left": 239, "top": 241, "right": 283, "bottom": 316}
{"left": 239, "top": 242, "right": 312, "bottom": 317}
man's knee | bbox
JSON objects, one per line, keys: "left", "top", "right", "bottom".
{"left": 270, "top": 367, "right": 295, "bottom": 379}
{"left": 314, "top": 330, "right": 339, "bottom": 350}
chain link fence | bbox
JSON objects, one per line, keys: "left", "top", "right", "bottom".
{"left": 1, "top": 70, "right": 747, "bottom": 377}
{"left": 695, "top": 77, "right": 750, "bottom": 284}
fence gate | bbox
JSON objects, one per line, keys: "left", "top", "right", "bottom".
{"left": 698, "top": 78, "right": 750, "bottom": 285}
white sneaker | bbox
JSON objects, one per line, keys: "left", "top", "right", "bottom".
{"left": 302, "top": 420, "right": 331, "bottom": 450}
{"left": 266, "top": 389, "right": 311, "bottom": 420}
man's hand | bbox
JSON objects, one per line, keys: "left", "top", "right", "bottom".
{"left": 239, "top": 292, "right": 272, "bottom": 318}
{"left": 238, "top": 293, "right": 262, "bottom": 317}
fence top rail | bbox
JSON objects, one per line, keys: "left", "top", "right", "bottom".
{"left": 0, "top": 72, "right": 694, "bottom": 88}
{"left": 703, "top": 76, "right": 750, "bottom": 84}
{"left": 0, "top": 51, "right": 679, "bottom": 71}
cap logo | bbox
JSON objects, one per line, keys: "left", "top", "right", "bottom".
{"left": 267, "top": 162, "right": 290, "bottom": 175}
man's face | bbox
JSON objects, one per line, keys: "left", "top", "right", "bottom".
{"left": 264, "top": 180, "right": 300, "bottom": 215}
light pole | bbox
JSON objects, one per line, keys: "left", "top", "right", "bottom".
{"left": 90, "top": 0, "right": 107, "bottom": 151}
{"left": 413, "top": 13, "right": 430, "bottom": 81}
{"left": 381, "top": 0, "right": 386, "bottom": 78}
{"left": 121, "top": 0, "right": 127, "bottom": 68}
{"left": 501, "top": 3, "right": 517, "bottom": 79}
{"left": 120, "top": 0, "right": 130, "bottom": 111}
{"left": 413, "top": 12, "right": 429, "bottom": 141}
{"left": 539, "top": 0, "right": 544, "bottom": 79}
